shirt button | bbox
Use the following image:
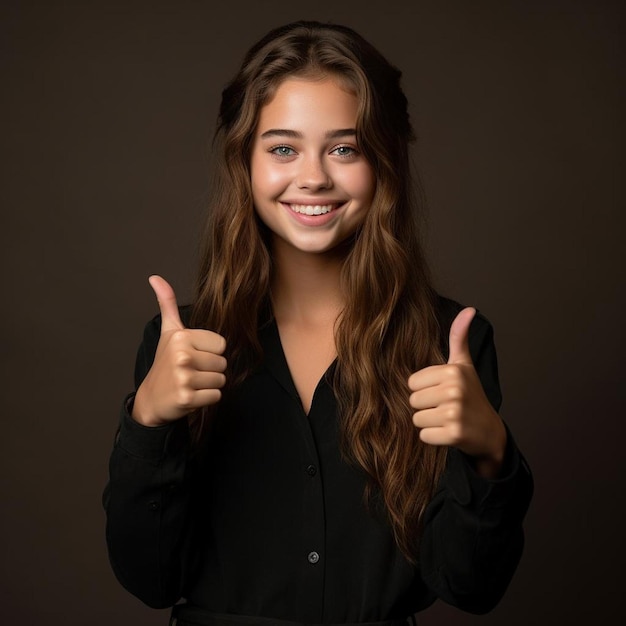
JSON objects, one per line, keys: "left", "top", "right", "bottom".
{"left": 148, "top": 500, "right": 160, "bottom": 511}
{"left": 307, "top": 551, "right": 320, "bottom": 564}
{"left": 306, "top": 464, "right": 317, "bottom": 477}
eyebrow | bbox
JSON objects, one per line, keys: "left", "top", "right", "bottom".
{"left": 259, "top": 128, "right": 357, "bottom": 140}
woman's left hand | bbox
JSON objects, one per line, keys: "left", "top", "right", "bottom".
{"left": 408, "top": 308, "right": 507, "bottom": 478}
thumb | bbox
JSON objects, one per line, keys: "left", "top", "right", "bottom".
{"left": 448, "top": 307, "right": 476, "bottom": 364}
{"left": 148, "top": 275, "right": 184, "bottom": 333}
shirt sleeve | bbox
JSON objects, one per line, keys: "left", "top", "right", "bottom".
{"left": 102, "top": 313, "right": 196, "bottom": 609}
{"left": 418, "top": 306, "right": 534, "bottom": 614}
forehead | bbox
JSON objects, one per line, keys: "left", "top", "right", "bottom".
{"left": 255, "top": 78, "right": 359, "bottom": 133}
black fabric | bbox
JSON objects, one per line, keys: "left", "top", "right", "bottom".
{"left": 169, "top": 604, "right": 414, "bottom": 626}
{"left": 103, "top": 296, "right": 533, "bottom": 622}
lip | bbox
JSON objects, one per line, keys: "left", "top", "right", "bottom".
{"left": 282, "top": 199, "right": 345, "bottom": 207}
{"left": 280, "top": 201, "right": 346, "bottom": 226}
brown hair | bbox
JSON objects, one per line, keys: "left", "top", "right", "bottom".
{"left": 190, "top": 20, "right": 447, "bottom": 562}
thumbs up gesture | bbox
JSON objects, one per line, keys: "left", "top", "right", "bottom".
{"left": 132, "top": 275, "right": 227, "bottom": 427}
{"left": 408, "top": 308, "right": 507, "bottom": 477}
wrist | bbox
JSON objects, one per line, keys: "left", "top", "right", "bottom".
{"left": 473, "top": 454, "right": 504, "bottom": 479}
{"left": 132, "top": 387, "right": 167, "bottom": 427}
{"left": 473, "top": 420, "right": 507, "bottom": 478}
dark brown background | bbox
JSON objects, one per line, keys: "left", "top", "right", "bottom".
{"left": 1, "top": 0, "right": 624, "bottom": 624}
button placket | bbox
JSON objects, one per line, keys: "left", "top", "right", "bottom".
{"left": 307, "top": 551, "right": 320, "bottom": 564}
{"left": 294, "top": 369, "right": 329, "bottom": 620}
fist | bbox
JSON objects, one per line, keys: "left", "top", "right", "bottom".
{"left": 132, "top": 275, "right": 227, "bottom": 427}
{"left": 408, "top": 308, "right": 507, "bottom": 475}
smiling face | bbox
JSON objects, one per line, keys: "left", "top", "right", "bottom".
{"left": 250, "top": 77, "right": 376, "bottom": 257}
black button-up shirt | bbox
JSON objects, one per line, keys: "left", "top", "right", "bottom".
{"left": 103, "top": 298, "right": 532, "bottom": 622}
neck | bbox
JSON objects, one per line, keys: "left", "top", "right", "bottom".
{"left": 270, "top": 240, "right": 347, "bottom": 326}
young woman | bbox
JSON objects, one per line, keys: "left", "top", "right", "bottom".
{"left": 104, "top": 20, "right": 533, "bottom": 626}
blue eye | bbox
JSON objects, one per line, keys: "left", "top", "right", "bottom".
{"left": 332, "top": 145, "right": 357, "bottom": 158}
{"left": 270, "top": 145, "right": 296, "bottom": 157}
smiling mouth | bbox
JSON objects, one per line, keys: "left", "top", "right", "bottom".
{"left": 287, "top": 203, "right": 342, "bottom": 215}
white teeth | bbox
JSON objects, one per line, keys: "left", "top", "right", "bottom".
{"left": 289, "top": 204, "right": 334, "bottom": 215}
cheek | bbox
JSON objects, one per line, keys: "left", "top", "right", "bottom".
{"left": 251, "top": 161, "right": 290, "bottom": 199}
{"left": 337, "top": 165, "right": 376, "bottom": 201}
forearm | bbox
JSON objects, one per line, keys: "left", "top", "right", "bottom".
{"left": 103, "top": 395, "right": 193, "bottom": 608}
{"left": 419, "top": 433, "right": 533, "bottom": 614}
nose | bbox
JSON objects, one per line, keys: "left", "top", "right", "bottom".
{"left": 295, "top": 155, "right": 332, "bottom": 190}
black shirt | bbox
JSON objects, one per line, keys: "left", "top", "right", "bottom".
{"left": 103, "top": 298, "right": 533, "bottom": 622}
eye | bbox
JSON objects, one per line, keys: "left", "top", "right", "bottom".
{"left": 331, "top": 145, "right": 358, "bottom": 158}
{"left": 269, "top": 145, "right": 296, "bottom": 157}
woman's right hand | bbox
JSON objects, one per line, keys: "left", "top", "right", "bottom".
{"left": 132, "top": 275, "right": 227, "bottom": 427}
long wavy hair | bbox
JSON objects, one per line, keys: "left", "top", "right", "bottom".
{"left": 190, "top": 20, "right": 447, "bottom": 562}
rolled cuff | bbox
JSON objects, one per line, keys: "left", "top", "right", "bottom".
{"left": 443, "top": 424, "right": 533, "bottom": 513}
{"left": 115, "top": 392, "right": 184, "bottom": 461}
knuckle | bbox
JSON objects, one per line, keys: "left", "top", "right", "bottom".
{"left": 172, "top": 329, "right": 190, "bottom": 344}
{"left": 174, "top": 368, "right": 191, "bottom": 388}
{"left": 174, "top": 350, "right": 192, "bottom": 367}
{"left": 176, "top": 388, "right": 193, "bottom": 408}
{"left": 446, "top": 385, "right": 463, "bottom": 402}
{"left": 445, "top": 365, "right": 462, "bottom": 381}
{"left": 170, "top": 329, "right": 184, "bottom": 342}
{"left": 445, "top": 405, "right": 461, "bottom": 423}
{"left": 168, "top": 331, "right": 184, "bottom": 348}
{"left": 448, "top": 422, "right": 464, "bottom": 445}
